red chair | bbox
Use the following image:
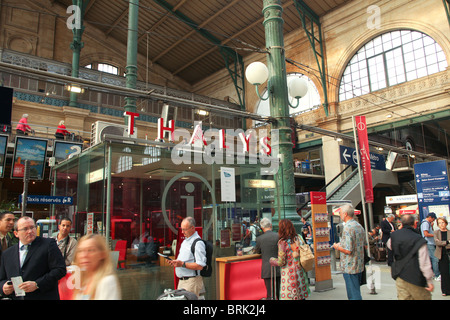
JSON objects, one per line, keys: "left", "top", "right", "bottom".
{"left": 58, "top": 273, "right": 73, "bottom": 300}
{"left": 114, "top": 240, "right": 127, "bottom": 269}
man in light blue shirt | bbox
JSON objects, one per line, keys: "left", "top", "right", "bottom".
{"left": 168, "top": 217, "right": 206, "bottom": 297}
{"left": 420, "top": 212, "right": 440, "bottom": 280}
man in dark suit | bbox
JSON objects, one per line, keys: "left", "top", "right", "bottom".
{"left": 381, "top": 214, "right": 397, "bottom": 266}
{"left": 0, "top": 211, "right": 17, "bottom": 263}
{"left": 0, "top": 216, "right": 66, "bottom": 300}
{"left": 254, "top": 218, "right": 280, "bottom": 299}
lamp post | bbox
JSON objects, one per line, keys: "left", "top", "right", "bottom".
{"left": 68, "top": 0, "right": 85, "bottom": 108}
{"left": 124, "top": 0, "right": 139, "bottom": 116}
{"left": 246, "top": 0, "right": 308, "bottom": 229}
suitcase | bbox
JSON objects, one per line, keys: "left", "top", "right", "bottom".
{"left": 157, "top": 288, "right": 198, "bottom": 300}
{"left": 374, "top": 247, "right": 386, "bottom": 262}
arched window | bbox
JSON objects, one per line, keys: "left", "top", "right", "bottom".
{"left": 339, "top": 30, "right": 447, "bottom": 101}
{"left": 85, "top": 62, "right": 119, "bottom": 75}
{"left": 255, "top": 73, "right": 321, "bottom": 125}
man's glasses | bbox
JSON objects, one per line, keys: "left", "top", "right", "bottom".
{"left": 17, "top": 226, "right": 36, "bottom": 232}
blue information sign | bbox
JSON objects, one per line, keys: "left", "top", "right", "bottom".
{"left": 339, "top": 145, "right": 386, "bottom": 171}
{"left": 414, "top": 160, "right": 450, "bottom": 220}
{"left": 19, "top": 195, "right": 73, "bottom": 205}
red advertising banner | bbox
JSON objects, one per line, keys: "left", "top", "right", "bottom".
{"left": 355, "top": 116, "right": 374, "bottom": 203}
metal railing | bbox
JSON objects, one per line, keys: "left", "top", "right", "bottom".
{"left": 9, "top": 121, "right": 91, "bottom": 145}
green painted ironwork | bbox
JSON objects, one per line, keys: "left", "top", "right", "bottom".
{"left": 444, "top": 0, "right": 450, "bottom": 27}
{"left": 262, "top": 0, "right": 298, "bottom": 228}
{"left": 124, "top": 0, "right": 139, "bottom": 116}
{"left": 69, "top": 0, "right": 89, "bottom": 108}
{"left": 293, "top": 0, "right": 329, "bottom": 116}
{"left": 152, "top": 0, "right": 246, "bottom": 119}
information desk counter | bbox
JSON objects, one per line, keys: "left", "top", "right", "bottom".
{"left": 215, "top": 254, "right": 267, "bottom": 300}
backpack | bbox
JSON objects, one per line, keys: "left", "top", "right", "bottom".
{"left": 191, "top": 238, "right": 213, "bottom": 277}
{"left": 250, "top": 224, "right": 263, "bottom": 238}
{"left": 415, "top": 219, "right": 426, "bottom": 236}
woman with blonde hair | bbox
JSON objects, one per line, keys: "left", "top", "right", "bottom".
{"left": 72, "top": 234, "right": 121, "bottom": 300}
{"left": 270, "top": 219, "right": 310, "bottom": 300}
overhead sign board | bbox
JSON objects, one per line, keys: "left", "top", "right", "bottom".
{"left": 339, "top": 145, "right": 386, "bottom": 171}
{"left": 414, "top": 160, "right": 450, "bottom": 220}
{"left": 415, "top": 160, "right": 450, "bottom": 204}
{"left": 385, "top": 194, "right": 418, "bottom": 205}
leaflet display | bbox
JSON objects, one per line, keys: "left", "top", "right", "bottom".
{"left": 309, "top": 191, "right": 333, "bottom": 292}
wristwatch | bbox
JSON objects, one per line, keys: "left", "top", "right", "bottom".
{"left": 182, "top": 262, "right": 186, "bottom": 268}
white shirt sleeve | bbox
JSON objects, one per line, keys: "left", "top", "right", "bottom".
{"left": 94, "top": 275, "right": 121, "bottom": 300}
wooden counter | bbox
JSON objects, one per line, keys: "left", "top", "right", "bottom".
{"left": 215, "top": 254, "right": 261, "bottom": 263}
{"left": 215, "top": 254, "right": 266, "bottom": 300}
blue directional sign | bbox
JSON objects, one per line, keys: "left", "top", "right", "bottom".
{"left": 414, "top": 160, "right": 450, "bottom": 220}
{"left": 415, "top": 160, "right": 450, "bottom": 204}
{"left": 19, "top": 195, "right": 73, "bottom": 205}
{"left": 339, "top": 145, "right": 386, "bottom": 171}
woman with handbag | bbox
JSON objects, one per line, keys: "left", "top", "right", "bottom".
{"left": 270, "top": 219, "right": 310, "bottom": 300}
{"left": 434, "top": 217, "right": 450, "bottom": 296}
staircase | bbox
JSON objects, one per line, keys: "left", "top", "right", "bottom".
{"left": 300, "top": 167, "right": 399, "bottom": 219}
{"left": 327, "top": 169, "right": 398, "bottom": 207}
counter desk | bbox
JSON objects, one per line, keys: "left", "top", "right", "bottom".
{"left": 215, "top": 254, "right": 267, "bottom": 300}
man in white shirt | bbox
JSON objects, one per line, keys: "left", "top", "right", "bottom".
{"left": 168, "top": 217, "right": 206, "bottom": 297}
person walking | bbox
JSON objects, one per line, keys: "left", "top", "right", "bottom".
{"left": 168, "top": 217, "right": 206, "bottom": 298}
{"left": 388, "top": 214, "right": 434, "bottom": 300}
{"left": 434, "top": 217, "right": 450, "bottom": 296}
{"left": 270, "top": 219, "right": 310, "bottom": 300}
{"left": 72, "top": 234, "right": 121, "bottom": 300}
{"left": 420, "top": 212, "right": 440, "bottom": 281}
{"left": 381, "top": 214, "right": 397, "bottom": 266}
{"left": 254, "top": 218, "right": 280, "bottom": 299}
{"left": 332, "top": 204, "right": 367, "bottom": 300}
{"left": 0, "top": 216, "right": 66, "bottom": 300}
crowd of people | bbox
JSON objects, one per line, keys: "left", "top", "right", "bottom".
{"left": 251, "top": 205, "right": 450, "bottom": 301}
{"left": 0, "top": 213, "right": 121, "bottom": 300}
{"left": 1, "top": 207, "right": 448, "bottom": 301}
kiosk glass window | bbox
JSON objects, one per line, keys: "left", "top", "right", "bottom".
{"left": 52, "top": 140, "right": 278, "bottom": 300}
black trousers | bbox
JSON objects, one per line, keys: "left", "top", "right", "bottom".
{"left": 263, "top": 277, "right": 280, "bottom": 300}
{"left": 387, "top": 248, "right": 394, "bottom": 266}
{"left": 439, "top": 251, "right": 450, "bottom": 295}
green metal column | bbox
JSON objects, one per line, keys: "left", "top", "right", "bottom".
{"left": 124, "top": 0, "right": 139, "bottom": 116}
{"left": 69, "top": 0, "right": 86, "bottom": 108}
{"left": 444, "top": 0, "right": 450, "bottom": 27}
{"left": 262, "top": 0, "right": 297, "bottom": 229}
{"left": 293, "top": 0, "right": 329, "bottom": 116}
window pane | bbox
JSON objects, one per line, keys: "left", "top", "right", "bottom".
{"left": 339, "top": 30, "right": 447, "bottom": 102}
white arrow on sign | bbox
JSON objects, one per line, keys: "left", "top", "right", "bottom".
{"left": 343, "top": 148, "right": 351, "bottom": 162}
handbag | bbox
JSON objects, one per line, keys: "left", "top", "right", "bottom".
{"left": 391, "top": 238, "right": 425, "bottom": 279}
{"left": 290, "top": 237, "right": 315, "bottom": 272}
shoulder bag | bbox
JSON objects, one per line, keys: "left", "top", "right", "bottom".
{"left": 290, "top": 237, "right": 315, "bottom": 272}
{"left": 391, "top": 238, "right": 425, "bottom": 279}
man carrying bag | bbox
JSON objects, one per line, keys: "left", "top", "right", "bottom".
{"left": 388, "top": 214, "right": 434, "bottom": 300}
